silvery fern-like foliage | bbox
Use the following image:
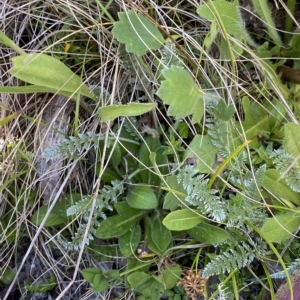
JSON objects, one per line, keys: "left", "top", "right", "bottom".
{"left": 270, "top": 149, "right": 300, "bottom": 192}
{"left": 160, "top": 42, "right": 182, "bottom": 68}
{"left": 202, "top": 243, "right": 257, "bottom": 277}
{"left": 206, "top": 117, "right": 230, "bottom": 158}
{"left": 177, "top": 166, "right": 226, "bottom": 222}
{"left": 59, "top": 180, "right": 124, "bottom": 250}
{"left": 270, "top": 258, "right": 300, "bottom": 279}
{"left": 225, "top": 165, "right": 267, "bottom": 228}
{"left": 123, "top": 117, "right": 140, "bottom": 140}
{"left": 44, "top": 132, "right": 106, "bottom": 161}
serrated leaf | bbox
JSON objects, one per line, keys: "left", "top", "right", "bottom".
{"left": 210, "top": 99, "right": 235, "bottom": 121}
{"left": 263, "top": 169, "right": 300, "bottom": 206}
{"left": 283, "top": 123, "right": 300, "bottom": 160}
{"left": 112, "top": 11, "right": 165, "bottom": 56}
{"left": 184, "top": 135, "right": 218, "bottom": 174}
{"left": 156, "top": 66, "right": 204, "bottom": 123}
{"left": 98, "top": 102, "right": 156, "bottom": 122}
{"left": 127, "top": 186, "right": 158, "bottom": 210}
{"left": 119, "top": 223, "right": 141, "bottom": 257}
{"left": 95, "top": 213, "right": 144, "bottom": 238}
{"left": 260, "top": 212, "right": 300, "bottom": 243}
{"left": 187, "top": 222, "right": 229, "bottom": 244}
{"left": 151, "top": 217, "right": 172, "bottom": 253}
{"left": 11, "top": 53, "right": 94, "bottom": 99}
{"left": 163, "top": 209, "right": 204, "bottom": 231}
{"left": 197, "top": 0, "right": 251, "bottom": 44}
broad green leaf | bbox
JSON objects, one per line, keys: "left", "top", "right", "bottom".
{"left": 31, "top": 198, "right": 71, "bottom": 226}
{"left": 114, "top": 201, "right": 141, "bottom": 217}
{"left": 92, "top": 274, "right": 108, "bottom": 292}
{"left": 163, "top": 176, "right": 186, "bottom": 211}
{"left": 263, "top": 169, "right": 300, "bottom": 206}
{"left": 156, "top": 66, "right": 204, "bottom": 123}
{"left": 163, "top": 209, "right": 204, "bottom": 231}
{"left": 187, "top": 222, "right": 229, "bottom": 244}
{"left": 197, "top": 0, "right": 252, "bottom": 44}
{"left": 127, "top": 186, "right": 158, "bottom": 210}
{"left": 154, "top": 265, "right": 182, "bottom": 290}
{"left": 127, "top": 271, "right": 164, "bottom": 298}
{"left": 145, "top": 216, "right": 165, "bottom": 255}
{"left": 82, "top": 268, "right": 103, "bottom": 283}
{"left": 1, "top": 269, "right": 15, "bottom": 285}
{"left": 112, "top": 11, "right": 165, "bottom": 56}
{"left": 184, "top": 135, "right": 218, "bottom": 174}
{"left": 235, "top": 97, "right": 270, "bottom": 148}
{"left": 210, "top": 99, "right": 235, "bottom": 121}
{"left": 139, "top": 136, "right": 167, "bottom": 185}
{"left": 104, "top": 270, "right": 120, "bottom": 279}
{"left": 283, "top": 123, "right": 300, "bottom": 160}
{"left": 151, "top": 217, "right": 172, "bottom": 253}
{"left": 260, "top": 212, "right": 300, "bottom": 243}
{"left": 95, "top": 212, "right": 144, "bottom": 238}
{"left": 11, "top": 53, "right": 94, "bottom": 99}
{"left": 119, "top": 223, "right": 141, "bottom": 257}
{"left": 98, "top": 102, "right": 156, "bottom": 122}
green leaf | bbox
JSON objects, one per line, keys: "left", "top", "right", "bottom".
{"left": 235, "top": 97, "right": 269, "bottom": 148}
{"left": 114, "top": 201, "right": 141, "bottom": 217}
{"left": 98, "top": 102, "right": 156, "bottom": 122}
{"left": 92, "top": 274, "right": 108, "bottom": 292}
{"left": 163, "top": 176, "right": 186, "bottom": 211}
{"left": 263, "top": 169, "right": 300, "bottom": 206}
{"left": 184, "top": 135, "right": 218, "bottom": 174}
{"left": 145, "top": 216, "right": 165, "bottom": 255}
{"left": 112, "top": 11, "right": 165, "bottom": 56}
{"left": 127, "top": 186, "right": 158, "bottom": 210}
{"left": 11, "top": 53, "right": 94, "bottom": 99}
{"left": 156, "top": 66, "right": 204, "bottom": 123}
{"left": 104, "top": 270, "right": 120, "bottom": 279}
{"left": 82, "top": 268, "right": 103, "bottom": 283}
{"left": 283, "top": 123, "right": 300, "bottom": 160}
{"left": 260, "top": 212, "right": 300, "bottom": 243}
{"left": 127, "top": 271, "right": 164, "bottom": 298}
{"left": 119, "top": 223, "right": 141, "bottom": 257}
{"left": 151, "top": 217, "right": 172, "bottom": 253}
{"left": 31, "top": 198, "right": 71, "bottom": 226}
{"left": 210, "top": 99, "right": 235, "bottom": 121}
{"left": 154, "top": 265, "right": 182, "bottom": 290}
{"left": 95, "top": 213, "right": 144, "bottom": 238}
{"left": 187, "top": 222, "right": 229, "bottom": 244}
{"left": 139, "top": 136, "right": 167, "bottom": 185}
{"left": 163, "top": 209, "right": 204, "bottom": 231}
{"left": 0, "top": 269, "right": 15, "bottom": 284}
{"left": 24, "top": 276, "right": 56, "bottom": 293}
{"left": 197, "top": 0, "right": 252, "bottom": 44}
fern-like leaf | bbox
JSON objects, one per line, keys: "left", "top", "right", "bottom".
{"left": 202, "top": 243, "right": 256, "bottom": 277}
{"left": 270, "top": 149, "right": 300, "bottom": 192}
{"left": 177, "top": 166, "right": 225, "bottom": 222}
{"left": 44, "top": 131, "right": 106, "bottom": 161}
{"left": 61, "top": 180, "right": 124, "bottom": 250}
